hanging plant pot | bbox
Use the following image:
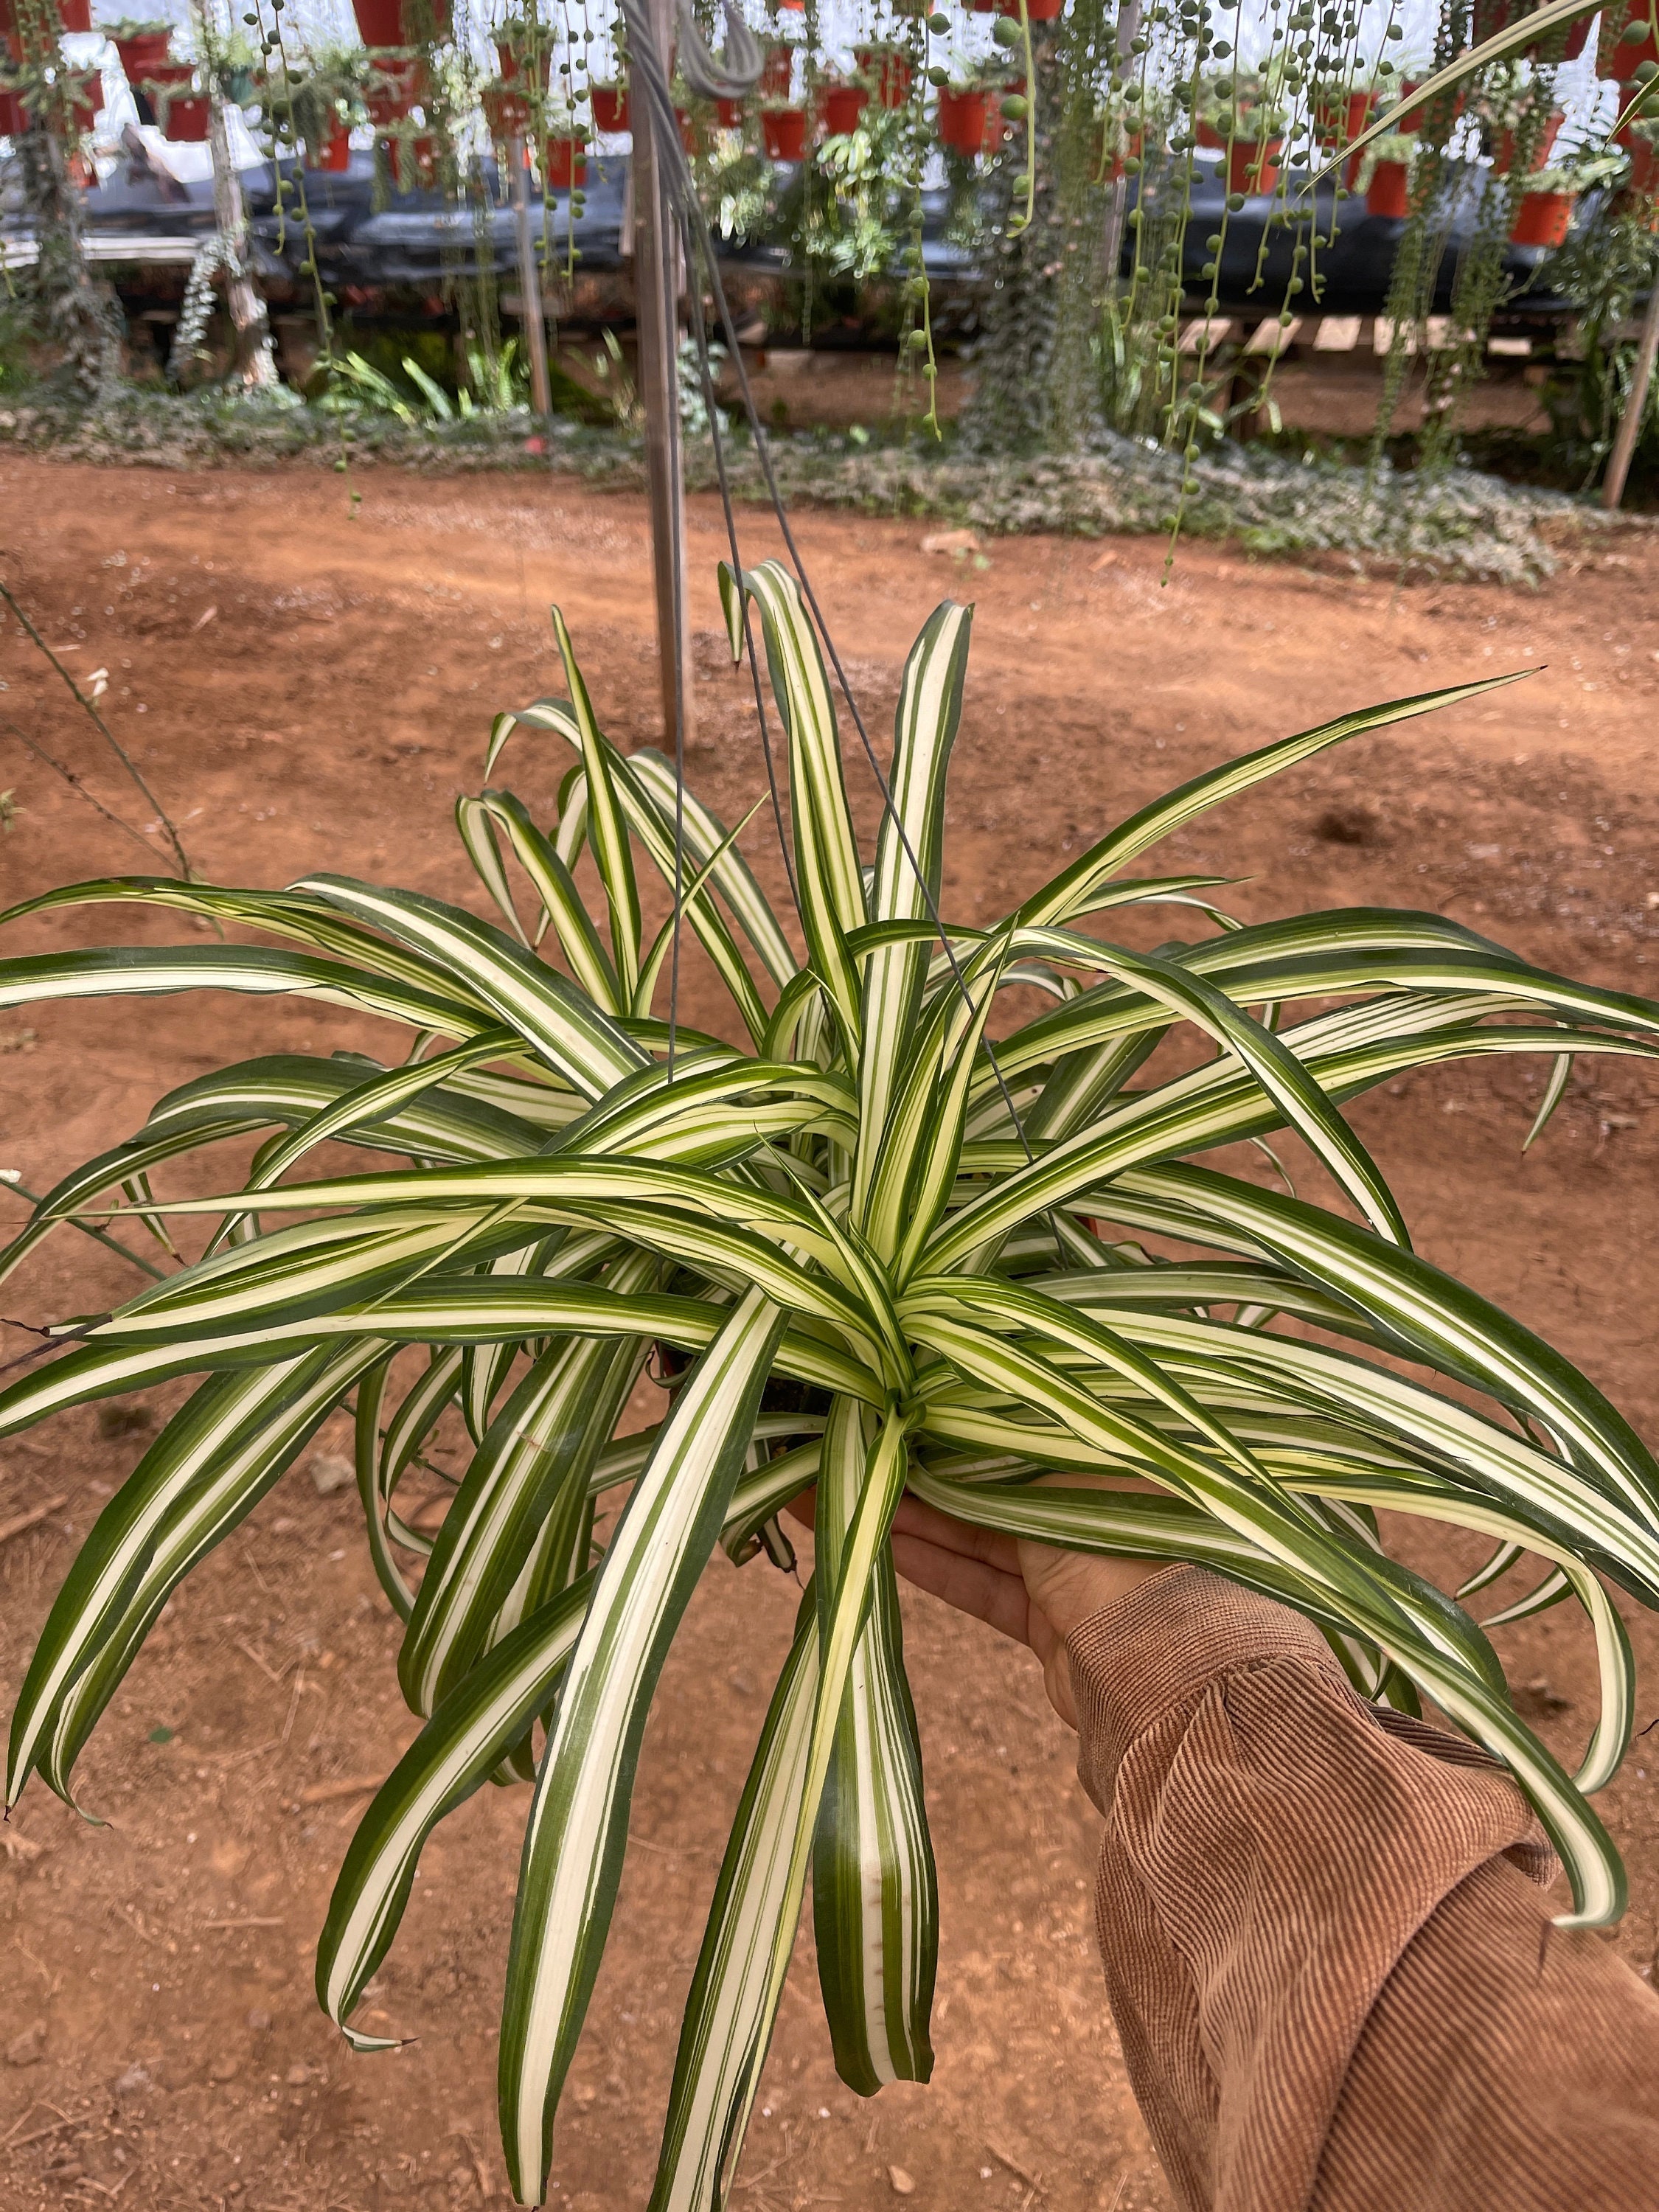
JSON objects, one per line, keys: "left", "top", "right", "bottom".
{"left": 113, "top": 27, "right": 172, "bottom": 78}
{"left": 1494, "top": 112, "right": 1562, "bottom": 174}
{"left": 56, "top": 0, "right": 92, "bottom": 32}
{"left": 365, "top": 54, "right": 424, "bottom": 125}
{"left": 1366, "top": 156, "right": 1411, "bottom": 217}
{"left": 306, "top": 119, "right": 352, "bottom": 170}
{"left": 591, "top": 82, "right": 628, "bottom": 131}
{"left": 1395, "top": 80, "right": 1466, "bottom": 130}
{"left": 714, "top": 92, "right": 742, "bottom": 125}
{"left": 352, "top": 0, "right": 406, "bottom": 46}
{"left": 820, "top": 81, "right": 866, "bottom": 135}
{"left": 1194, "top": 116, "right": 1223, "bottom": 147}
{"left": 481, "top": 83, "right": 531, "bottom": 136}
{"left": 1315, "top": 88, "right": 1374, "bottom": 144}
{"left": 998, "top": 0, "right": 1063, "bottom": 18}
{"left": 936, "top": 83, "right": 988, "bottom": 153}
{"left": 759, "top": 41, "right": 794, "bottom": 97}
{"left": 543, "top": 133, "right": 585, "bottom": 188}
{"left": 159, "top": 88, "right": 211, "bottom": 139}
{"left": 495, "top": 41, "right": 549, "bottom": 88}
{"left": 1227, "top": 137, "right": 1280, "bottom": 195}
{"left": 1473, "top": 0, "right": 1590, "bottom": 57}
{"left": 1607, "top": 1, "right": 1659, "bottom": 74}
{"left": 761, "top": 103, "right": 807, "bottom": 159}
{"left": 855, "top": 45, "right": 911, "bottom": 107}
{"left": 1509, "top": 186, "right": 1574, "bottom": 246}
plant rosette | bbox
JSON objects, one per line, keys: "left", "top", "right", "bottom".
{"left": 7, "top": 570, "right": 1659, "bottom": 2211}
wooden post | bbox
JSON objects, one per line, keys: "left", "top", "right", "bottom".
{"left": 509, "top": 133, "right": 553, "bottom": 420}
{"left": 630, "top": 0, "right": 694, "bottom": 749}
{"left": 1602, "top": 281, "right": 1659, "bottom": 512}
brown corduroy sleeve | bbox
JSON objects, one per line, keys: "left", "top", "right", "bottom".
{"left": 1065, "top": 1565, "right": 1659, "bottom": 2212}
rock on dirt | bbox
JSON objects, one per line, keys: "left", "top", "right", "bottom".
{"left": 5, "top": 2022, "right": 44, "bottom": 2066}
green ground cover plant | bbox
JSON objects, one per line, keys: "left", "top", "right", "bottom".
{"left": 4, "top": 564, "right": 1659, "bottom": 2205}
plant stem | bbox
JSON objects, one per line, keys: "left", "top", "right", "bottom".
{"left": 0, "top": 1179, "right": 168, "bottom": 1281}
{"left": 0, "top": 578, "right": 192, "bottom": 880}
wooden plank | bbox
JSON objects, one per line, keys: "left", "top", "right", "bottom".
{"left": 1488, "top": 335, "right": 1531, "bottom": 357}
{"left": 1312, "top": 314, "right": 1362, "bottom": 352}
{"left": 1245, "top": 316, "right": 1301, "bottom": 354}
{"left": 1178, "top": 316, "right": 1234, "bottom": 353}
{"left": 1374, "top": 314, "right": 1453, "bottom": 356}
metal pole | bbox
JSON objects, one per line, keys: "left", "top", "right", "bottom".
{"left": 510, "top": 132, "right": 552, "bottom": 420}
{"left": 631, "top": 0, "right": 694, "bottom": 750}
{"left": 1602, "top": 277, "right": 1659, "bottom": 512}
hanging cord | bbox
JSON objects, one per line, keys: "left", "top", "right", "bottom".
{"left": 622, "top": 1, "right": 1032, "bottom": 1157}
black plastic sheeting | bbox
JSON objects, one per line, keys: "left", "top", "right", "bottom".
{"left": 6, "top": 142, "right": 1585, "bottom": 319}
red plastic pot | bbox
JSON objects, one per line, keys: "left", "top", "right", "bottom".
{"left": 591, "top": 82, "right": 628, "bottom": 131}
{"left": 307, "top": 120, "right": 352, "bottom": 170}
{"left": 1366, "top": 156, "right": 1411, "bottom": 217}
{"left": 1509, "top": 187, "right": 1573, "bottom": 246}
{"left": 481, "top": 83, "right": 531, "bottom": 136}
{"left": 1194, "top": 116, "right": 1223, "bottom": 147}
{"left": 113, "top": 27, "right": 171, "bottom": 77}
{"left": 1395, "top": 80, "right": 1466, "bottom": 131}
{"left": 820, "top": 81, "right": 866, "bottom": 134}
{"left": 1607, "top": 1, "right": 1659, "bottom": 74}
{"left": 998, "top": 0, "right": 1063, "bottom": 15}
{"left": 0, "top": 86, "right": 27, "bottom": 133}
{"left": 66, "top": 64, "right": 97, "bottom": 127}
{"left": 715, "top": 93, "right": 742, "bottom": 125}
{"left": 936, "top": 83, "right": 988, "bottom": 152}
{"left": 1619, "top": 129, "right": 1658, "bottom": 196}
{"left": 854, "top": 45, "right": 911, "bottom": 106}
{"left": 759, "top": 41, "right": 794, "bottom": 97}
{"left": 1228, "top": 137, "right": 1280, "bottom": 195}
{"left": 157, "top": 78, "right": 209, "bottom": 139}
{"left": 1494, "top": 112, "right": 1562, "bottom": 173}
{"left": 761, "top": 104, "right": 806, "bottom": 159}
{"left": 365, "top": 54, "right": 423, "bottom": 123}
{"left": 352, "top": 0, "right": 405, "bottom": 45}
{"left": 1474, "top": 0, "right": 1590, "bottom": 57}
{"left": 56, "top": 0, "right": 91, "bottom": 29}
{"left": 543, "top": 134, "right": 585, "bottom": 187}
{"left": 495, "top": 41, "right": 549, "bottom": 87}
{"left": 1315, "top": 88, "right": 1374, "bottom": 144}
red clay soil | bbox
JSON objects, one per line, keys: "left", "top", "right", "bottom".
{"left": 1, "top": 458, "right": 1658, "bottom": 2212}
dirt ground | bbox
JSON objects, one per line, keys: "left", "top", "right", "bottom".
{"left": 1, "top": 459, "right": 1658, "bottom": 2212}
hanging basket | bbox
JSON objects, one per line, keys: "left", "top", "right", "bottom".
{"left": 759, "top": 41, "right": 795, "bottom": 99}
{"left": 936, "top": 83, "right": 987, "bottom": 153}
{"left": 1509, "top": 187, "right": 1573, "bottom": 246}
{"left": 1493, "top": 112, "right": 1562, "bottom": 174}
{"left": 1365, "top": 156, "right": 1411, "bottom": 218}
{"left": 1473, "top": 0, "right": 1591, "bottom": 57}
{"left": 543, "top": 133, "right": 585, "bottom": 188}
{"left": 113, "top": 27, "right": 172, "bottom": 78}
{"left": 495, "top": 41, "right": 549, "bottom": 88}
{"left": 854, "top": 44, "right": 911, "bottom": 107}
{"left": 1227, "top": 136, "right": 1280, "bottom": 195}
{"left": 591, "top": 82, "right": 628, "bottom": 131}
{"left": 761, "top": 103, "right": 807, "bottom": 159}
{"left": 820, "top": 81, "right": 866, "bottom": 135}
{"left": 1607, "top": 1, "right": 1659, "bottom": 75}
{"left": 305, "top": 119, "right": 352, "bottom": 170}
{"left": 481, "top": 82, "right": 531, "bottom": 137}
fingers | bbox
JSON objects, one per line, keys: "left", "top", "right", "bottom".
{"left": 890, "top": 1531, "right": 1033, "bottom": 1648}
{"left": 890, "top": 1493, "right": 1024, "bottom": 1578}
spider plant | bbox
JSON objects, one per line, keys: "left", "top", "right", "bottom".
{"left": 4, "top": 564, "right": 1659, "bottom": 2208}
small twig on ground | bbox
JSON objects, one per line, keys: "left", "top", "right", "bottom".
{"left": 296, "top": 1775, "right": 381, "bottom": 1806}
{"left": 1, "top": 2114, "right": 76, "bottom": 2153}
{"left": 202, "top": 1916, "right": 286, "bottom": 1930}
{"left": 1, "top": 721, "right": 159, "bottom": 863}
{"left": 456, "top": 2132, "right": 492, "bottom": 2201}
{"left": 0, "top": 1177, "right": 168, "bottom": 1282}
{"left": 0, "top": 1495, "right": 68, "bottom": 1548}
{"left": 985, "top": 2143, "right": 1045, "bottom": 2195}
{"left": 0, "top": 574, "right": 192, "bottom": 880}
{"left": 279, "top": 1664, "right": 306, "bottom": 1745}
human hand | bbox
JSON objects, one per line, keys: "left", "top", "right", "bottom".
{"left": 786, "top": 1475, "right": 1167, "bottom": 1733}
